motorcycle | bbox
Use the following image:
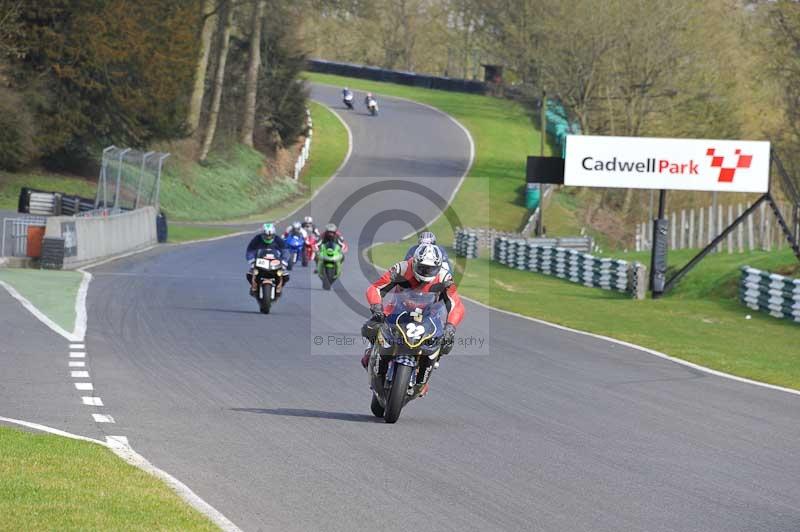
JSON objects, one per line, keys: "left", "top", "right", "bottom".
{"left": 284, "top": 233, "right": 305, "bottom": 270}
{"left": 317, "top": 241, "right": 344, "bottom": 290}
{"left": 366, "top": 290, "right": 446, "bottom": 423}
{"left": 251, "top": 249, "right": 285, "bottom": 315}
{"left": 303, "top": 233, "right": 318, "bottom": 267}
{"left": 343, "top": 93, "right": 354, "bottom": 110}
{"left": 366, "top": 98, "right": 379, "bottom": 116}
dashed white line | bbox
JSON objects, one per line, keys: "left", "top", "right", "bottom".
{"left": 70, "top": 343, "right": 85, "bottom": 349}
{"left": 82, "top": 396, "right": 103, "bottom": 406}
{"left": 71, "top": 370, "right": 90, "bottom": 378}
{"left": 70, "top": 351, "right": 86, "bottom": 358}
{"left": 69, "top": 361, "right": 86, "bottom": 367}
{"left": 74, "top": 382, "right": 93, "bottom": 391}
{"left": 92, "top": 413, "right": 115, "bottom": 423}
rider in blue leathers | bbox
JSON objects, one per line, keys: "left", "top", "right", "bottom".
{"left": 246, "top": 222, "right": 288, "bottom": 296}
{"left": 405, "top": 231, "right": 452, "bottom": 273}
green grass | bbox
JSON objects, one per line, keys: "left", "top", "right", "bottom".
{"left": 306, "top": 72, "right": 549, "bottom": 238}
{"left": 371, "top": 243, "right": 800, "bottom": 389}
{"left": 0, "top": 268, "right": 82, "bottom": 333}
{"left": 303, "top": 99, "right": 349, "bottom": 192}
{"left": 0, "top": 426, "right": 216, "bottom": 531}
{"left": 0, "top": 172, "right": 96, "bottom": 211}
{"left": 167, "top": 225, "right": 244, "bottom": 243}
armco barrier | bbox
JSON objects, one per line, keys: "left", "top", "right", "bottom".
{"left": 307, "top": 59, "right": 487, "bottom": 94}
{"left": 493, "top": 237, "right": 646, "bottom": 299}
{"left": 44, "top": 206, "right": 157, "bottom": 268}
{"left": 740, "top": 266, "right": 800, "bottom": 323}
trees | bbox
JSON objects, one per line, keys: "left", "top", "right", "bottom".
{"left": 199, "top": 0, "right": 234, "bottom": 162}
{"left": 240, "top": 0, "right": 266, "bottom": 147}
{"left": 187, "top": 0, "right": 218, "bottom": 134}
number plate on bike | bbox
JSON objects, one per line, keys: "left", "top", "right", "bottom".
{"left": 256, "top": 258, "right": 271, "bottom": 269}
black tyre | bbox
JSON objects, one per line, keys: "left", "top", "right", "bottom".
{"left": 321, "top": 274, "right": 331, "bottom": 290}
{"left": 287, "top": 254, "right": 294, "bottom": 271}
{"left": 384, "top": 364, "right": 412, "bottom": 423}
{"left": 302, "top": 254, "right": 308, "bottom": 267}
{"left": 259, "top": 295, "right": 271, "bottom": 314}
{"left": 370, "top": 394, "right": 384, "bottom": 418}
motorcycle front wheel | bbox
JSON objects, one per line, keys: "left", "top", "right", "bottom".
{"left": 370, "top": 394, "right": 385, "bottom": 418}
{"left": 384, "top": 364, "right": 413, "bottom": 423}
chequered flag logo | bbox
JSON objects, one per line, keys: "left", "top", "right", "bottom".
{"left": 706, "top": 148, "right": 752, "bottom": 183}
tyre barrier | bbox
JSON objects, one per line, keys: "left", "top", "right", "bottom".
{"left": 453, "top": 228, "right": 594, "bottom": 258}
{"left": 740, "top": 266, "right": 800, "bottom": 324}
{"left": 492, "top": 237, "right": 646, "bottom": 299}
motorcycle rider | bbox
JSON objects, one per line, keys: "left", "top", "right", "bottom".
{"left": 342, "top": 87, "right": 354, "bottom": 106}
{"left": 246, "top": 222, "right": 289, "bottom": 297}
{"left": 301, "top": 215, "right": 320, "bottom": 238}
{"left": 404, "top": 231, "right": 452, "bottom": 273}
{"left": 283, "top": 220, "right": 307, "bottom": 239}
{"left": 315, "top": 222, "right": 347, "bottom": 272}
{"left": 360, "top": 244, "right": 464, "bottom": 396}
{"left": 364, "top": 92, "right": 378, "bottom": 112}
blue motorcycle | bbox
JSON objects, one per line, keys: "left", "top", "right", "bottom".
{"left": 284, "top": 233, "right": 305, "bottom": 271}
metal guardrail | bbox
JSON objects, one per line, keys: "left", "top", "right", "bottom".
{"left": 740, "top": 266, "right": 800, "bottom": 323}
{"left": 1, "top": 216, "right": 47, "bottom": 257}
{"left": 492, "top": 237, "right": 647, "bottom": 299}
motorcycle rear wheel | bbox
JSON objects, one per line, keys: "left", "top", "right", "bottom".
{"left": 384, "top": 364, "right": 413, "bottom": 423}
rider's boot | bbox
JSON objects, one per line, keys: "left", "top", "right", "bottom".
{"left": 360, "top": 348, "right": 370, "bottom": 370}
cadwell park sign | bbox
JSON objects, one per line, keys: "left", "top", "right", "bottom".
{"left": 564, "top": 135, "right": 771, "bottom": 193}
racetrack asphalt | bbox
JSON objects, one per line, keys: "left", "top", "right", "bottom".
{"left": 5, "top": 84, "right": 800, "bottom": 531}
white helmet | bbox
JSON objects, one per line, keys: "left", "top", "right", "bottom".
{"left": 418, "top": 231, "right": 436, "bottom": 245}
{"left": 412, "top": 244, "right": 443, "bottom": 282}
{"left": 303, "top": 215, "right": 313, "bottom": 225}
{"left": 292, "top": 221, "right": 302, "bottom": 231}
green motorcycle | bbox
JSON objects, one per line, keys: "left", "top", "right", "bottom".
{"left": 317, "top": 242, "right": 344, "bottom": 290}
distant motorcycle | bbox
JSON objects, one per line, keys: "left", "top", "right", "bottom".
{"left": 285, "top": 233, "right": 304, "bottom": 270}
{"left": 366, "top": 97, "right": 379, "bottom": 116}
{"left": 366, "top": 290, "right": 446, "bottom": 423}
{"left": 317, "top": 241, "right": 344, "bottom": 290}
{"left": 343, "top": 92, "right": 354, "bottom": 110}
{"left": 303, "top": 233, "right": 318, "bottom": 267}
{"left": 251, "top": 249, "right": 285, "bottom": 315}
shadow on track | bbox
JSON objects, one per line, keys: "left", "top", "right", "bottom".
{"left": 230, "top": 407, "right": 379, "bottom": 423}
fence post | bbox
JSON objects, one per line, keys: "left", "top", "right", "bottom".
{"left": 726, "top": 204, "right": 733, "bottom": 253}
{"left": 737, "top": 203, "right": 744, "bottom": 253}
{"left": 680, "top": 209, "right": 686, "bottom": 249}
{"left": 688, "top": 208, "right": 695, "bottom": 249}
{"left": 698, "top": 207, "right": 704, "bottom": 247}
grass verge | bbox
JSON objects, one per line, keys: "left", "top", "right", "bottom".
{"left": 0, "top": 268, "right": 81, "bottom": 333}
{"left": 168, "top": 225, "right": 244, "bottom": 243}
{"left": 371, "top": 243, "right": 800, "bottom": 390}
{"left": 0, "top": 172, "right": 96, "bottom": 211}
{"left": 0, "top": 425, "right": 216, "bottom": 531}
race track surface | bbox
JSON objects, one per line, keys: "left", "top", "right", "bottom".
{"left": 17, "top": 84, "right": 800, "bottom": 531}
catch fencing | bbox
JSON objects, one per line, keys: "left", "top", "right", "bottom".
{"left": 739, "top": 266, "right": 800, "bottom": 324}
{"left": 96, "top": 146, "right": 169, "bottom": 211}
{"left": 492, "top": 237, "right": 646, "bottom": 299}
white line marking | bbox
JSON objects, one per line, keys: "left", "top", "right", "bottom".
{"left": 74, "top": 382, "right": 93, "bottom": 391}
{"left": 82, "top": 396, "right": 103, "bottom": 406}
{"left": 0, "top": 280, "right": 78, "bottom": 341}
{"left": 69, "top": 361, "right": 85, "bottom": 368}
{"left": 71, "top": 370, "right": 90, "bottom": 378}
{"left": 70, "top": 343, "right": 85, "bottom": 349}
{"left": 70, "top": 351, "right": 86, "bottom": 358}
{"left": 106, "top": 435, "right": 128, "bottom": 446}
{"left": 0, "top": 415, "right": 241, "bottom": 532}
{"left": 92, "top": 413, "right": 114, "bottom": 423}
{"left": 72, "top": 270, "right": 91, "bottom": 341}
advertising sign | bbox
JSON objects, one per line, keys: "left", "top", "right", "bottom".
{"left": 564, "top": 135, "right": 770, "bottom": 193}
